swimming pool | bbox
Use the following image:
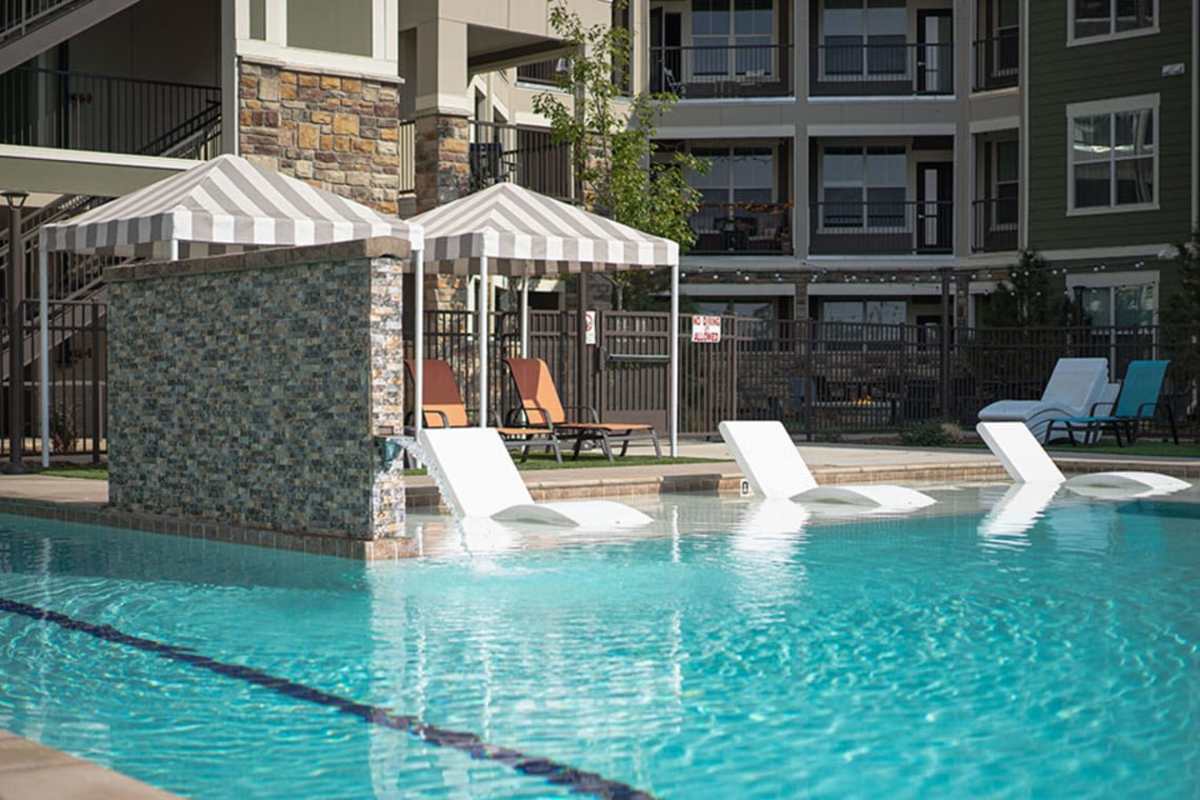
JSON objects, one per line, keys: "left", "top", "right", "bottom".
{"left": 1, "top": 486, "right": 1198, "bottom": 798}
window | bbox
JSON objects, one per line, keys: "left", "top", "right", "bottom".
{"left": 691, "top": 0, "right": 775, "bottom": 78}
{"left": 993, "top": 140, "right": 1019, "bottom": 227}
{"left": 821, "top": 145, "right": 906, "bottom": 229}
{"left": 821, "top": 0, "right": 907, "bottom": 78}
{"left": 1071, "top": 0, "right": 1155, "bottom": 43}
{"left": 249, "top": 0, "right": 266, "bottom": 41}
{"left": 1073, "top": 282, "right": 1156, "bottom": 327}
{"left": 287, "top": 0, "right": 372, "bottom": 56}
{"left": 690, "top": 146, "right": 775, "bottom": 219}
{"left": 1069, "top": 96, "right": 1157, "bottom": 213}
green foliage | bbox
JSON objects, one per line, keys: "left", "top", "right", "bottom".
{"left": 981, "top": 250, "right": 1071, "bottom": 328}
{"left": 1160, "top": 233, "right": 1200, "bottom": 387}
{"left": 532, "top": 0, "right": 706, "bottom": 309}
{"left": 899, "top": 421, "right": 960, "bottom": 448}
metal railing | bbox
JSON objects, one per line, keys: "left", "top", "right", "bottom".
{"left": 0, "top": 0, "right": 81, "bottom": 42}
{"left": 972, "top": 197, "right": 1018, "bottom": 253}
{"left": 809, "top": 200, "right": 954, "bottom": 255}
{"left": 516, "top": 59, "right": 561, "bottom": 87}
{"left": 650, "top": 44, "right": 794, "bottom": 98}
{"left": 398, "top": 119, "right": 415, "bottom": 197}
{"left": 0, "top": 66, "right": 221, "bottom": 157}
{"left": 689, "top": 202, "right": 793, "bottom": 254}
{"left": 810, "top": 42, "right": 954, "bottom": 96}
{"left": 972, "top": 31, "right": 1019, "bottom": 92}
{"left": 469, "top": 121, "right": 573, "bottom": 202}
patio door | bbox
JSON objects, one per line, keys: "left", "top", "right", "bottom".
{"left": 650, "top": 7, "right": 683, "bottom": 92}
{"left": 916, "top": 162, "right": 953, "bottom": 253}
{"left": 916, "top": 10, "right": 953, "bottom": 94}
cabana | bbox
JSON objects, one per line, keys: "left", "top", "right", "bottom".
{"left": 408, "top": 182, "right": 683, "bottom": 456}
{"left": 37, "top": 154, "right": 423, "bottom": 467}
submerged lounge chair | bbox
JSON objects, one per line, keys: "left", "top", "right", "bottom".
{"left": 978, "top": 358, "right": 1114, "bottom": 441}
{"left": 418, "top": 427, "right": 653, "bottom": 528}
{"left": 1044, "top": 359, "right": 1178, "bottom": 446}
{"left": 977, "top": 421, "right": 1190, "bottom": 498}
{"left": 719, "top": 420, "right": 937, "bottom": 512}
{"left": 405, "top": 358, "right": 562, "bottom": 462}
{"left": 505, "top": 357, "right": 661, "bottom": 460}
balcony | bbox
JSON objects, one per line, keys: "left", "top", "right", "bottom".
{"left": 0, "top": 66, "right": 221, "bottom": 158}
{"left": 809, "top": 42, "right": 954, "bottom": 97}
{"left": 972, "top": 197, "right": 1018, "bottom": 252}
{"left": 809, "top": 201, "right": 953, "bottom": 256}
{"left": 515, "top": 59, "right": 560, "bottom": 87}
{"left": 972, "top": 31, "right": 1019, "bottom": 92}
{"left": 469, "top": 121, "right": 572, "bottom": 202}
{"left": 650, "top": 45, "right": 794, "bottom": 99}
{"left": 689, "top": 202, "right": 793, "bottom": 255}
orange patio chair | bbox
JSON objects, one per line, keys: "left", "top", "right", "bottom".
{"left": 404, "top": 359, "right": 561, "bottom": 462}
{"left": 503, "top": 357, "right": 662, "bottom": 461}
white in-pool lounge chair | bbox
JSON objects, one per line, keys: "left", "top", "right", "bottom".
{"left": 719, "top": 420, "right": 937, "bottom": 512}
{"left": 976, "top": 421, "right": 1190, "bottom": 498}
{"left": 977, "top": 358, "right": 1115, "bottom": 441}
{"left": 417, "top": 428, "right": 653, "bottom": 528}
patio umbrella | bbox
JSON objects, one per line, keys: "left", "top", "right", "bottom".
{"left": 37, "top": 154, "right": 424, "bottom": 466}
{"left": 408, "top": 182, "right": 682, "bottom": 455}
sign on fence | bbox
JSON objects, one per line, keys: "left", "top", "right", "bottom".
{"left": 584, "top": 310, "right": 597, "bottom": 345}
{"left": 691, "top": 315, "right": 722, "bottom": 343}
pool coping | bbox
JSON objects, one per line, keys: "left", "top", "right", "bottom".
{"left": 0, "top": 729, "right": 180, "bottom": 799}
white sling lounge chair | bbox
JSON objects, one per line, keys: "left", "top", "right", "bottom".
{"left": 978, "top": 358, "right": 1114, "bottom": 440}
{"left": 719, "top": 420, "right": 937, "bottom": 512}
{"left": 418, "top": 428, "right": 653, "bottom": 528}
{"left": 977, "top": 421, "right": 1190, "bottom": 498}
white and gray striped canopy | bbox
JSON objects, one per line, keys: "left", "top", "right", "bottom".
{"left": 42, "top": 154, "right": 422, "bottom": 259}
{"left": 410, "top": 182, "right": 678, "bottom": 276}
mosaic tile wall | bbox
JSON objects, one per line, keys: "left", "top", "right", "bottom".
{"left": 108, "top": 250, "right": 405, "bottom": 541}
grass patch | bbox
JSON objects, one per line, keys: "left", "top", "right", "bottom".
{"left": 40, "top": 465, "right": 109, "bottom": 480}
{"left": 1045, "top": 441, "right": 1200, "bottom": 459}
{"left": 403, "top": 453, "right": 724, "bottom": 476}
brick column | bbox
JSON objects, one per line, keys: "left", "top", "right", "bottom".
{"left": 414, "top": 113, "right": 470, "bottom": 213}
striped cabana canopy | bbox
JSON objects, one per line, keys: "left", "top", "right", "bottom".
{"left": 409, "top": 181, "right": 679, "bottom": 275}
{"left": 41, "top": 153, "right": 422, "bottom": 259}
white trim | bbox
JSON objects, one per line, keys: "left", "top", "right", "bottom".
{"left": 968, "top": 280, "right": 1000, "bottom": 294}
{"left": 806, "top": 123, "right": 956, "bottom": 137}
{"left": 1066, "top": 93, "right": 1159, "bottom": 216}
{"left": 1065, "top": 269, "right": 1158, "bottom": 290}
{"left": 656, "top": 124, "right": 796, "bottom": 139}
{"left": 969, "top": 116, "right": 1021, "bottom": 135}
{"left": 236, "top": 40, "right": 399, "bottom": 82}
{"left": 680, "top": 283, "right": 796, "bottom": 297}
{"left": 1066, "top": 0, "right": 1159, "bottom": 47}
{"left": 807, "top": 282, "right": 945, "bottom": 297}
{"left": 0, "top": 144, "right": 199, "bottom": 169}
{"left": 969, "top": 87, "right": 1020, "bottom": 100}
{"left": 676, "top": 96, "right": 795, "bottom": 105}
{"left": 805, "top": 256, "right": 958, "bottom": 268}
{"left": 806, "top": 96, "right": 958, "bottom": 103}
{"left": 1039, "top": 243, "right": 1174, "bottom": 260}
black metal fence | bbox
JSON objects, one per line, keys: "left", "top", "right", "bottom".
{"left": 809, "top": 201, "right": 954, "bottom": 255}
{"left": 690, "top": 202, "right": 793, "bottom": 255}
{"left": 649, "top": 44, "right": 794, "bottom": 98}
{"left": 469, "top": 121, "right": 573, "bottom": 202}
{"left": 811, "top": 42, "right": 954, "bottom": 96}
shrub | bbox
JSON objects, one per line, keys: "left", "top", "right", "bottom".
{"left": 900, "top": 421, "right": 961, "bottom": 448}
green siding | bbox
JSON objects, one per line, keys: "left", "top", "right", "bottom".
{"left": 1027, "top": 0, "right": 1195, "bottom": 251}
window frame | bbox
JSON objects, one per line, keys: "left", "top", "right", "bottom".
{"left": 818, "top": 142, "right": 910, "bottom": 233}
{"left": 1065, "top": 94, "right": 1159, "bottom": 217}
{"left": 1067, "top": 0, "right": 1158, "bottom": 47}
{"left": 990, "top": 138, "right": 1019, "bottom": 231}
{"left": 818, "top": 0, "right": 911, "bottom": 81}
{"left": 688, "top": 0, "right": 778, "bottom": 80}
{"left": 1065, "top": 270, "right": 1159, "bottom": 328}
{"left": 687, "top": 143, "right": 780, "bottom": 231}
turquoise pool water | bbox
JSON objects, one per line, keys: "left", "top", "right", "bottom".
{"left": 1, "top": 488, "right": 1198, "bottom": 798}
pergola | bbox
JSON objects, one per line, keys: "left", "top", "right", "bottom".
{"left": 37, "top": 154, "right": 423, "bottom": 466}
{"left": 407, "top": 182, "right": 682, "bottom": 456}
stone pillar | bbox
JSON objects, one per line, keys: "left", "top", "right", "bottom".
{"left": 413, "top": 113, "right": 470, "bottom": 213}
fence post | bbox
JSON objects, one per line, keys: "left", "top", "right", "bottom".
{"left": 5, "top": 195, "right": 27, "bottom": 469}
{"left": 91, "top": 311, "right": 101, "bottom": 464}
{"left": 939, "top": 267, "right": 951, "bottom": 420}
{"left": 804, "top": 318, "right": 815, "bottom": 442}
{"left": 729, "top": 317, "right": 738, "bottom": 423}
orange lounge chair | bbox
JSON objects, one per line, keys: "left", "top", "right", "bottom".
{"left": 404, "top": 359, "right": 562, "bottom": 462}
{"left": 504, "top": 357, "right": 662, "bottom": 461}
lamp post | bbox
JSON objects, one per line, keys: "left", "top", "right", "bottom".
{"left": 2, "top": 190, "right": 29, "bottom": 472}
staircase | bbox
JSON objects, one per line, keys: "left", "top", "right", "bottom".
{"left": 0, "top": 0, "right": 144, "bottom": 74}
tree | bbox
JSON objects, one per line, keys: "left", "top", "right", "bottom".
{"left": 531, "top": 0, "right": 705, "bottom": 310}
{"left": 1160, "top": 233, "right": 1200, "bottom": 387}
{"left": 981, "top": 250, "right": 1072, "bottom": 328}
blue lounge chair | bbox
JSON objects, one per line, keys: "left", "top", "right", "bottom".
{"left": 1043, "top": 360, "right": 1177, "bottom": 447}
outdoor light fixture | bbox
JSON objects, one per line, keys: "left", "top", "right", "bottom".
{"left": 1, "top": 190, "right": 28, "bottom": 209}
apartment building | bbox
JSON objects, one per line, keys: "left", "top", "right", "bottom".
{"left": 647, "top": 0, "right": 1199, "bottom": 332}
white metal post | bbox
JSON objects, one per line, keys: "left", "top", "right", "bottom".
{"left": 669, "top": 262, "right": 679, "bottom": 458}
{"left": 413, "top": 247, "right": 424, "bottom": 434}
{"left": 37, "top": 232, "right": 49, "bottom": 468}
{"left": 478, "top": 255, "right": 488, "bottom": 428}
{"left": 520, "top": 276, "right": 530, "bottom": 357}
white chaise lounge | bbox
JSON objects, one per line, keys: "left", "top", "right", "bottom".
{"left": 719, "top": 420, "right": 937, "bottom": 512}
{"left": 977, "top": 358, "right": 1114, "bottom": 441}
{"left": 418, "top": 428, "right": 653, "bottom": 528}
{"left": 977, "top": 421, "right": 1190, "bottom": 498}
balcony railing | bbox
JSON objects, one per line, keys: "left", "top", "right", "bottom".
{"left": 972, "top": 32, "right": 1019, "bottom": 92}
{"left": 972, "top": 197, "right": 1018, "bottom": 252}
{"left": 0, "top": 67, "right": 221, "bottom": 158}
{"left": 470, "top": 121, "right": 573, "bottom": 202}
{"left": 650, "top": 45, "right": 794, "bottom": 99}
{"left": 689, "top": 203, "right": 793, "bottom": 255}
{"left": 516, "top": 60, "right": 561, "bottom": 87}
{"left": 0, "top": 0, "right": 80, "bottom": 42}
{"left": 810, "top": 42, "right": 954, "bottom": 96}
{"left": 809, "top": 201, "right": 953, "bottom": 255}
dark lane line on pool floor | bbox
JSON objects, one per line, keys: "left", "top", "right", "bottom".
{"left": 0, "top": 596, "right": 655, "bottom": 800}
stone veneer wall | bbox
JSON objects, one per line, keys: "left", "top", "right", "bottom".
{"left": 106, "top": 240, "right": 407, "bottom": 542}
{"left": 238, "top": 59, "right": 402, "bottom": 215}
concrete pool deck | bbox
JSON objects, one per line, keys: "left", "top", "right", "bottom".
{"left": 0, "top": 442, "right": 1194, "bottom": 559}
{"left": 0, "top": 729, "right": 178, "bottom": 799}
